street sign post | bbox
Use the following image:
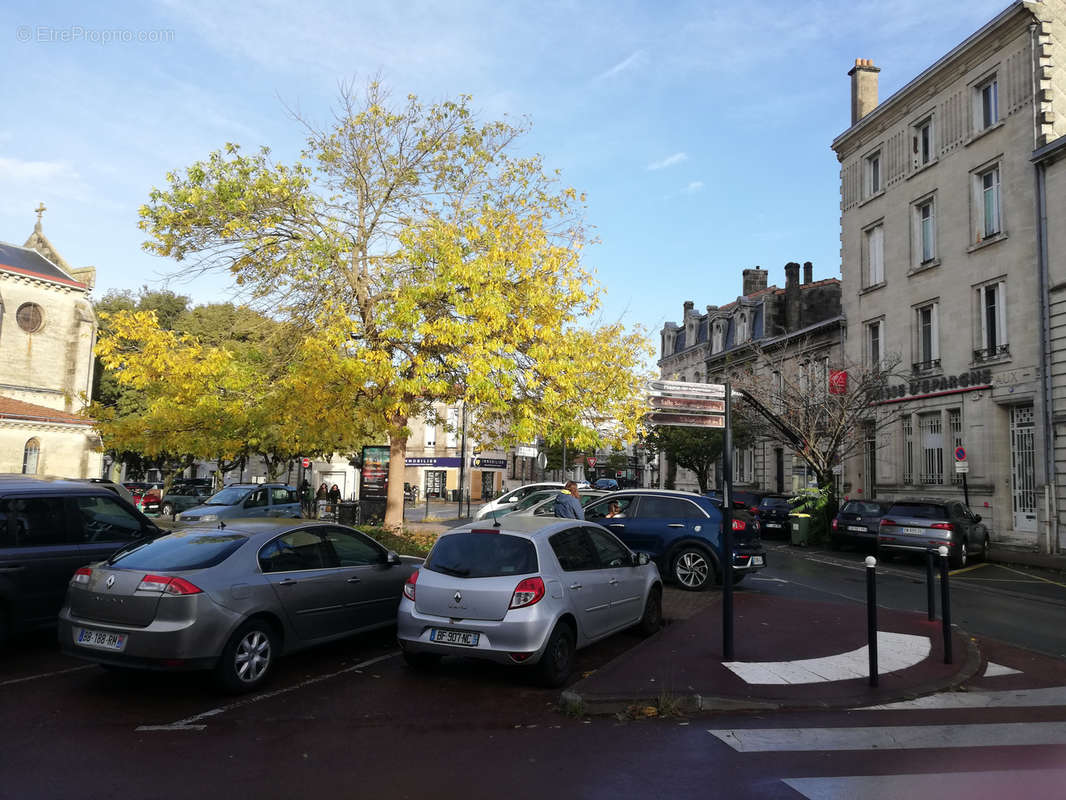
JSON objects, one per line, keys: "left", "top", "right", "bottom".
{"left": 954, "top": 446, "right": 970, "bottom": 506}
{"left": 649, "top": 395, "right": 725, "bottom": 413}
{"left": 646, "top": 412, "right": 724, "bottom": 428}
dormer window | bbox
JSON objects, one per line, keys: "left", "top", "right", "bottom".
{"left": 711, "top": 322, "right": 725, "bottom": 354}
{"left": 735, "top": 312, "right": 749, "bottom": 344}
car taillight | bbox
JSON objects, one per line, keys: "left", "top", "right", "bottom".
{"left": 731, "top": 519, "right": 746, "bottom": 531}
{"left": 403, "top": 570, "right": 418, "bottom": 601}
{"left": 880, "top": 519, "right": 895, "bottom": 527}
{"left": 509, "top": 577, "right": 545, "bottom": 609}
{"left": 137, "top": 574, "right": 202, "bottom": 595}
{"left": 72, "top": 567, "right": 92, "bottom": 585}
{"left": 832, "top": 518, "right": 839, "bottom": 530}
{"left": 930, "top": 522, "right": 954, "bottom": 531}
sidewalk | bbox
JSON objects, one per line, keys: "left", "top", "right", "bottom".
{"left": 562, "top": 592, "right": 983, "bottom": 716}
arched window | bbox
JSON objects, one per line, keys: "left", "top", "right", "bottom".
{"left": 23, "top": 438, "right": 40, "bottom": 474}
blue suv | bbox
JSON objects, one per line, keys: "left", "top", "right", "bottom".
{"left": 584, "top": 489, "right": 765, "bottom": 591}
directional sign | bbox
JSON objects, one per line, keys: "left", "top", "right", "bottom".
{"left": 954, "top": 446, "right": 966, "bottom": 462}
{"left": 647, "top": 379, "right": 726, "bottom": 397}
{"left": 649, "top": 395, "right": 725, "bottom": 413}
{"left": 646, "top": 411, "right": 725, "bottom": 429}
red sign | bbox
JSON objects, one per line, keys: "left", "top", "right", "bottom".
{"left": 586, "top": 457, "right": 597, "bottom": 468}
{"left": 829, "top": 370, "right": 848, "bottom": 395}
{"left": 301, "top": 457, "right": 311, "bottom": 468}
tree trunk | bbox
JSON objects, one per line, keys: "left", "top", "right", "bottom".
{"left": 384, "top": 424, "right": 409, "bottom": 530}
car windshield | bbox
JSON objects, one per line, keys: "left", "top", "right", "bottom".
{"left": 888, "top": 503, "right": 946, "bottom": 519}
{"left": 110, "top": 532, "right": 247, "bottom": 570}
{"left": 425, "top": 532, "right": 538, "bottom": 578}
{"left": 842, "top": 501, "right": 887, "bottom": 516}
{"left": 510, "top": 490, "right": 558, "bottom": 512}
{"left": 204, "top": 487, "right": 251, "bottom": 506}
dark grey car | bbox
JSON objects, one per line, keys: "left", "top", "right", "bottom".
{"left": 831, "top": 499, "right": 892, "bottom": 550}
{"left": 58, "top": 519, "right": 421, "bottom": 691}
{"left": 878, "top": 498, "right": 990, "bottom": 568}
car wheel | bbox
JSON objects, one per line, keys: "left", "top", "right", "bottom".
{"left": 950, "top": 541, "right": 968, "bottom": 570}
{"left": 671, "top": 546, "right": 714, "bottom": 591}
{"left": 535, "top": 622, "right": 575, "bottom": 688}
{"left": 215, "top": 619, "right": 278, "bottom": 693}
{"left": 980, "top": 533, "right": 991, "bottom": 561}
{"left": 403, "top": 651, "right": 442, "bottom": 671}
{"left": 636, "top": 586, "right": 663, "bottom": 636}
{"left": 161, "top": 503, "right": 174, "bottom": 517}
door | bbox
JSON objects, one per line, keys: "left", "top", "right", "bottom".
{"left": 71, "top": 494, "right": 150, "bottom": 564}
{"left": 268, "top": 486, "right": 300, "bottom": 517}
{"left": 626, "top": 495, "right": 706, "bottom": 559}
{"left": 481, "top": 471, "right": 495, "bottom": 500}
{"left": 259, "top": 529, "right": 352, "bottom": 641}
{"left": 425, "top": 470, "right": 445, "bottom": 498}
{"left": 774, "top": 449, "right": 784, "bottom": 495}
{"left": 584, "top": 495, "right": 640, "bottom": 550}
{"left": 547, "top": 527, "right": 616, "bottom": 639}
{"left": 319, "top": 526, "right": 401, "bottom": 628}
{"left": 242, "top": 487, "right": 270, "bottom": 518}
{"left": 864, "top": 422, "right": 878, "bottom": 499}
{"left": 585, "top": 527, "right": 644, "bottom": 630}
{"left": 1010, "top": 404, "right": 1037, "bottom": 532}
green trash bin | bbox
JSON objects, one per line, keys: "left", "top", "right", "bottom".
{"left": 789, "top": 513, "right": 811, "bottom": 546}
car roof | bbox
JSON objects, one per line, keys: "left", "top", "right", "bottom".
{"left": 0, "top": 474, "right": 124, "bottom": 495}
{"left": 604, "top": 488, "right": 704, "bottom": 499}
{"left": 446, "top": 515, "right": 585, "bottom": 538}
{"left": 173, "top": 518, "right": 357, "bottom": 542}
{"left": 888, "top": 498, "right": 951, "bottom": 507}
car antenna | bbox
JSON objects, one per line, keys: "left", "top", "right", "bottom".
{"left": 218, "top": 520, "right": 226, "bottom": 530}
{"left": 491, "top": 509, "right": 501, "bottom": 528}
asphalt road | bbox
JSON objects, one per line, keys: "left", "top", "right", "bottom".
{"left": 2, "top": 542, "right": 1065, "bottom": 798}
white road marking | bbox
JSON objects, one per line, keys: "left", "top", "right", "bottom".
{"left": 783, "top": 769, "right": 1066, "bottom": 799}
{"left": 136, "top": 651, "right": 399, "bottom": 732}
{"left": 983, "top": 661, "right": 1023, "bottom": 677}
{"left": 709, "top": 721, "right": 1066, "bottom": 752}
{"left": 0, "top": 665, "right": 94, "bottom": 687}
{"left": 859, "top": 686, "right": 1066, "bottom": 710}
{"left": 722, "top": 632, "right": 929, "bottom": 684}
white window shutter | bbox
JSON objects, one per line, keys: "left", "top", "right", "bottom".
{"left": 979, "top": 287, "right": 988, "bottom": 352}
{"left": 931, "top": 303, "right": 940, "bottom": 361}
{"left": 997, "top": 281, "right": 1007, "bottom": 346}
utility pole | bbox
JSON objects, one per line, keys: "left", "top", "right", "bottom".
{"left": 458, "top": 402, "right": 468, "bottom": 513}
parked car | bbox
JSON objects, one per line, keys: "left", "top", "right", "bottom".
{"left": 0, "top": 475, "right": 162, "bottom": 643}
{"left": 69, "top": 478, "right": 136, "bottom": 506}
{"left": 175, "top": 483, "right": 301, "bottom": 524}
{"left": 500, "top": 488, "right": 564, "bottom": 516}
{"left": 584, "top": 489, "right": 765, "bottom": 590}
{"left": 160, "top": 484, "right": 214, "bottom": 518}
{"left": 59, "top": 519, "right": 420, "bottom": 691}
{"left": 508, "top": 489, "right": 612, "bottom": 518}
{"left": 473, "top": 482, "right": 565, "bottom": 521}
{"left": 756, "top": 495, "right": 801, "bottom": 539}
{"left": 123, "top": 481, "right": 162, "bottom": 511}
{"left": 878, "top": 498, "right": 991, "bottom": 568}
{"left": 396, "top": 515, "right": 662, "bottom": 686}
{"left": 831, "top": 499, "right": 893, "bottom": 550}
{"left": 593, "top": 478, "right": 619, "bottom": 490}
{"left": 703, "top": 489, "right": 768, "bottom": 514}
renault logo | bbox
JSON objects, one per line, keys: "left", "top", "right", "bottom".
{"left": 105, "top": 575, "right": 115, "bottom": 590}
{"left": 453, "top": 591, "right": 462, "bottom": 604}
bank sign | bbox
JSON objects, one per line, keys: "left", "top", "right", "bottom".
{"left": 871, "top": 368, "right": 993, "bottom": 404}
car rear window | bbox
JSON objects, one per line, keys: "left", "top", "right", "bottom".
{"left": 760, "top": 497, "right": 793, "bottom": 510}
{"left": 842, "top": 501, "right": 887, "bottom": 516}
{"left": 887, "top": 503, "right": 945, "bottom": 519}
{"left": 110, "top": 532, "right": 247, "bottom": 570}
{"left": 425, "top": 533, "right": 538, "bottom": 578}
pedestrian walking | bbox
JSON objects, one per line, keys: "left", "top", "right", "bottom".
{"left": 553, "top": 481, "right": 584, "bottom": 520}
{"left": 316, "top": 482, "right": 328, "bottom": 500}
{"left": 328, "top": 484, "right": 342, "bottom": 504}
{"left": 299, "top": 480, "right": 314, "bottom": 516}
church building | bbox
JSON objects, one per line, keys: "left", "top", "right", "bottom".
{"left": 0, "top": 205, "right": 101, "bottom": 477}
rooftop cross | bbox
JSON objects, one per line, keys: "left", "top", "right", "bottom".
{"left": 34, "top": 202, "right": 46, "bottom": 229}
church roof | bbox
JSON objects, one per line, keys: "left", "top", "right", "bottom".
{"left": 0, "top": 240, "right": 87, "bottom": 289}
{"left": 0, "top": 395, "right": 93, "bottom": 427}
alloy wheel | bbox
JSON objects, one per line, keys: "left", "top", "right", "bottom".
{"left": 234, "top": 629, "right": 272, "bottom": 683}
{"left": 674, "top": 550, "right": 710, "bottom": 589}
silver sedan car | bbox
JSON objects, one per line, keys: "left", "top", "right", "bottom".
{"left": 396, "top": 516, "right": 663, "bottom": 687}
{"left": 58, "top": 519, "right": 420, "bottom": 692}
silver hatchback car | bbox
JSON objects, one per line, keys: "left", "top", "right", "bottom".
{"left": 58, "top": 519, "right": 420, "bottom": 692}
{"left": 396, "top": 516, "right": 663, "bottom": 687}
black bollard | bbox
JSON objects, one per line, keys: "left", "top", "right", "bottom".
{"left": 939, "top": 546, "right": 953, "bottom": 664}
{"left": 926, "top": 549, "right": 937, "bottom": 621}
{"left": 866, "top": 556, "right": 878, "bottom": 687}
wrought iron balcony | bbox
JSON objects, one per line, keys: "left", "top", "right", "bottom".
{"left": 973, "top": 343, "right": 1010, "bottom": 362}
{"left": 911, "top": 358, "right": 941, "bottom": 374}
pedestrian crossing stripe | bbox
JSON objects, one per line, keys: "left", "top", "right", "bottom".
{"left": 783, "top": 768, "right": 1066, "bottom": 799}
{"left": 859, "top": 685, "right": 1066, "bottom": 710}
{"left": 982, "top": 661, "right": 1022, "bottom": 677}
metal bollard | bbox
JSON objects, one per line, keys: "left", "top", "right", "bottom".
{"left": 938, "top": 545, "right": 953, "bottom": 664}
{"left": 926, "top": 549, "right": 937, "bottom": 621}
{"left": 866, "top": 555, "right": 878, "bottom": 687}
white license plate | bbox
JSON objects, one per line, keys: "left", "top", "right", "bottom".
{"left": 848, "top": 525, "right": 868, "bottom": 533}
{"left": 750, "top": 556, "right": 764, "bottom": 566}
{"left": 765, "top": 523, "right": 781, "bottom": 528}
{"left": 430, "top": 628, "right": 480, "bottom": 647}
{"left": 75, "top": 627, "right": 127, "bottom": 652}
{"left": 899, "top": 526, "right": 924, "bottom": 536}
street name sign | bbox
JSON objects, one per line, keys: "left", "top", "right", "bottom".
{"left": 646, "top": 411, "right": 725, "bottom": 429}
{"left": 647, "top": 379, "right": 726, "bottom": 397}
{"left": 649, "top": 395, "right": 725, "bottom": 413}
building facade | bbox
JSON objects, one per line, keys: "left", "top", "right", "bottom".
{"left": 0, "top": 210, "right": 101, "bottom": 478}
{"left": 832, "top": 0, "right": 1066, "bottom": 549}
{"left": 659, "top": 263, "right": 843, "bottom": 493}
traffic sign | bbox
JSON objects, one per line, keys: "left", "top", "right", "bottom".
{"left": 301, "top": 457, "right": 311, "bottom": 469}
{"left": 646, "top": 411, "right": 725, "bottom": 429}
{"left": 954, "top": 446, "right": 966, "bottom": 462}
{"left": 649, "top": 395, "right": 725, "bottom": 413}
{"left": 586, "top": 457, "right": 597, "bottom": 468}
{"left": 955, "top": 460, "right": 969, "bottom": 473}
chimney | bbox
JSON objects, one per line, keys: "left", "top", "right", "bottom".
{"left": 848, "top": 58, "right": 880, "bottom": 125}
{"left": 785, "top": 262, "right": 801, "bottom": 331}
{"left": 803, "top": 261, "right": 813, "bottom": 285}
{"left": 683, "top": 300, "right": 694, "bottom": 315}
{"left": 742, "top": 267, "right": 768, "bottom": 296}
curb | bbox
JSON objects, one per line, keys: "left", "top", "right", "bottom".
{"left": 560, "top": 627, "right": 982, "bottom": 717}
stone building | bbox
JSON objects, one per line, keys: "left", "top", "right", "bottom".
{"left": 659, "top": 263, "right": 843, "bottom": 493}
{"left": 831, "top": 1, "right": 1066, "bottom": 549}
{"left": 0, "top": 207, "right": 101, "bottom": 477}
{"left": 403, "top": 403, "right": 509, "bottom": 500}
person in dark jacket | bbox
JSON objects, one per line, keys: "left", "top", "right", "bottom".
{"left": 328, "top": 484, "right": 342, "bottom": 504}
{"left": 316, "top": 482, "right": 328, "bottom": 500}
{"left": 553, "top": 481, "right": 584, "bottom": 519}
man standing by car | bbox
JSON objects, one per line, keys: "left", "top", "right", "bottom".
{"left": 553, "top": 481, "right": 584, "bottom": 519}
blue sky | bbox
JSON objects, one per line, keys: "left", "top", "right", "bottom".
{"left": 1, "top": 0, "right": 1010, "bottom": 346}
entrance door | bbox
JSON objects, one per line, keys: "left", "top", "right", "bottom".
{"left": 1010, "top": 404, "right": 1037, "bottom": 532}
{"left": 864, "top": 422, "right": 877, "bottom": 499}
{"left": 774, "top": 449, "right": 784, "bottom": 495}
{"left": 481, "top": 471, "right": 495, "bottom": 499}
{"left": 425, "top": 470, "right": 445, "bottom": 498}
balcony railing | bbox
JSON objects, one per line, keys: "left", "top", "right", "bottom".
{"left": 973, "top": 343, "right": 1010, "bottom": 362}
{"left": 911, "top": 358, "right": 941, "bottom": 373}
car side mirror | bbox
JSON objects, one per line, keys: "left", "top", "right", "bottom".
{"left": 973, "top": 514, "right": 982, "bottom": 523}
{"left": 632, "top": 552, "right": 650, "bottom": 567}
{"left": 386, "top": 551, "right": 402, "bottom": 566}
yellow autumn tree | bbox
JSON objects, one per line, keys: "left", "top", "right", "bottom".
{"left": 138, "top": 82, "right": 651, "bottom": 528}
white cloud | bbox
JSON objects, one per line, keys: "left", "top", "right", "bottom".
{"left": 647, "top": 152, "right": 688, "bottom": 171}
{"left": 594, "top": 49, "right": 649, "bottom": 82}
{"left": 682, "top": 181, "right": 704, "bottom": 194}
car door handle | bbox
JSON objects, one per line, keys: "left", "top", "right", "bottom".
{"left": 569, "top": 583, "right": 583, "bottom": 590}
{"left": 608, "top": 524, "right": 625, "bottom": 529}
{"left": 0, "top": 565, "right": 25, "bottom": 572}
{"left": 346, "top": 576, "right": 361, "bottom": 583}
{"left": 278, "top": 578, "right": 297, "bottom": 586}
{"left": 667, "top": 523, "right": 685, "bottom": 528}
